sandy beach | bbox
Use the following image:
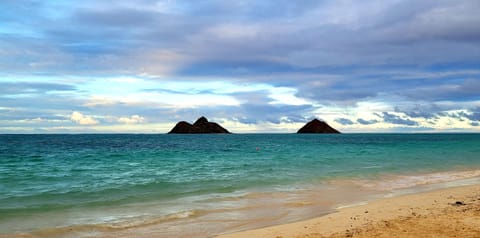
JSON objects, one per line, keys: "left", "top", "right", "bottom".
{"left": 217, "top": 184, "right": 480, "bottom": 238}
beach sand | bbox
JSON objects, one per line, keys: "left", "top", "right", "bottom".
{"left": 217, "top": 184, "right": 480, "bottom": 238}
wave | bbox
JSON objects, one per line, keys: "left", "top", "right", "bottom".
{"left": 104, "top": 209, "right": 204, "bottom": 229}
{"left": 1, "top": 209, "right": 204, "bottom": 238}
{"left": 348, "top": 169, "right": 480, "bottom": 191}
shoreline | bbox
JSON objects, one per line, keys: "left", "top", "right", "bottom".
{"left": 1, "top": 172, "right": 479, "bottom": 238}
{"left": 216, "top": 184, "right": 480, "bottom": 238}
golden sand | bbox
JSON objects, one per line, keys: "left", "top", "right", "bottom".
{"left": 217, "top": 184, "right": 480, "bottom": 238}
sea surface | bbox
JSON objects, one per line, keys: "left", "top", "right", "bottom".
{"left": 1, "top": 134, "right": 480, "bottom": 237}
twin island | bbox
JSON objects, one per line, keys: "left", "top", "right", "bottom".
{"left": 168, "top": 117, "right": 340, "bottom": 134}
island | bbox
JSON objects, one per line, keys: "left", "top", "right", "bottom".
{"left": 297, "top": 119, "right": 340, "bottom": 133}
{"left": 168, "top": 116, "right": 231, "bottom": 134}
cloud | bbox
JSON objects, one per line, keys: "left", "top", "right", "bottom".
{"left": 70, "top": 111, "right": 99, "bottom": 125}
{"left": 442, "top": 108, "right": 480, "bottom": 122}
{"left": 0, "top": 82, "right": 76, "bottom": 95}
{"left": 357, "top": 118, "right": 379, "bottom": 125}
{"left": 393, "top": 104, "right": 440, "bottom": 120}
{"left": 73, "top": 8, "right": 156, "bottom": 28}
{"left": 401, "top": 78, "right": 480, "bottom": 101}
{"left": 335, "top": 118, "right": 354, "bottom": 125}
{"left": 463, "top": 107, "right": 480, "bottom": 121}
{"left": 3, "top": 0, "right": 479, "bottom": 77}
{"left": 2, "top": 1, "right": 480, "bottom": 133}
{"left": 380, "top": 112, "right": 418, "bottom": 126}
{"left": 118, "top": 115, "right": 145, "bottom": 124}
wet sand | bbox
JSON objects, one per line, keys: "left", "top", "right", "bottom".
{"left": 3, "top": 182, "right": 479, "bottom": 238}
{"left": 217, "top": 184, "right": 480, "bottom": 238}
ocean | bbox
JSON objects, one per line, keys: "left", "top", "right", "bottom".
{"left": 1, "top": 134, "right": 479, "bottom": 237}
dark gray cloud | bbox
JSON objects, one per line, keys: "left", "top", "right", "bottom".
{"left": 457, "top": 108, "right": 480, "bottom": 122}
{"left": 357, "top": 118, "right": 379, "bottom": 125}
{"left": 401, "top": 78, "right": 480, "bottom": 101}
{"left": 1, "top": 1, "right": 480, "bottom": 132}
{"left": 401, "top": 111, "right": 437, "bottom": 119}
{"left": 296, "top": 79, "right": 379, "bottom": 103}
{"left": 374, "top": 0, "right": 480, "bottom": 44}
{"left": 380, "top": 112, "right": 418, "bottom": 126}
{"left": 185, "top": 0, "right": 321, "bottom": 20}
{"left": 464, "top": 108, "right": 480, "bottom": 121}
{"left": 0, "top": 82, "right": 76, "bottom": 95}
{"left": 3, "top": 0, "right": 480, "bottom": 75}
{"left": 73, "top": 8, "right": 156, "bottom": 28}
{"left": 440, "top": 108, "right": 480, "bottom": 123}
{"left": 335, "top": 118, "right": 354, "bottom": 125}
{"left": 394, "top": 105, "right": 440, "bottom": 119}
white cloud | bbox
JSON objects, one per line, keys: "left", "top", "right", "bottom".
{"left": 83, "top": 96, "right": 118, "bottom": 107}
{"left": 118, "top": 115, "right": 145, "bottom": 124}
{"left": 70, "top": 111, "right": 99, "bottom": 125}
{"left": 268, "top": 87, "right": 311, "bottom": 106}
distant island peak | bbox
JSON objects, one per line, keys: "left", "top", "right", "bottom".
{"left": 297, "top": 119, "right": 340, "bottom": 134}
{"left": 168, "top": 117, "right": 231, "bottom": 134}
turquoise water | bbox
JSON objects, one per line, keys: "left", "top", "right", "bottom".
{"left": 1, "top": 134, "right": 480, "bottom": 237}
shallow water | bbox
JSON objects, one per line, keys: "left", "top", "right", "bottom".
{"left": 1, "top": 134, "right": 479, "bottom": 237}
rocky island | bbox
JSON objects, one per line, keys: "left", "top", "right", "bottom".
{"left": 168, "top": 117, "right": 231, "bottom": 134}
{"left": 297, "top": 119, "right": 340, "bottom": 133}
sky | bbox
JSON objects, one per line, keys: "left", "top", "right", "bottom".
{"left": 1, "top": 0, "right": 479, "bottom": 133}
